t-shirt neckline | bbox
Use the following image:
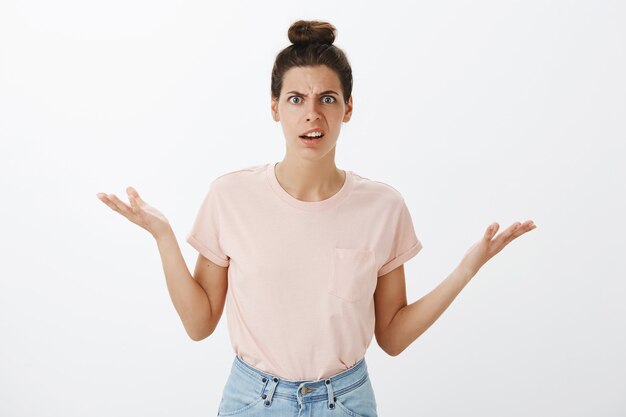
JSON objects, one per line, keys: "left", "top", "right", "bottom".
{"left": 266, "top": 162, "right": 354, "bottom": 211}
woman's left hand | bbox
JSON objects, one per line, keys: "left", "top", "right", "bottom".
{"left": 460, "top": 220, "right": 537, "bottom": 277}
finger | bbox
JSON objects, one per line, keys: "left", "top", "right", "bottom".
{"left": 97, "top": 193, "right": 109, "bottom": 204}
{"left": 126, "top": 186, "right": 138, "bottom": 197}
{"left": 502, "top": 220, "right": 536, "bottom": 244}
{"left": 109, "top": 194, "right": 132, "bottom": 215}
{"left": 128, "top": 193, "right": 143, "bottom": 213}
{"left": 516, "top": 220, "right": 537, "bottom": 235}
{"left": 97, "top": 193, "right": 121, "bottom": 212}
{"left": 511, "top": 220, "right": 535, "bottom": 236}
{"left": 127, "top": 186, "right": 146, "bottom": 205}
{"left": 488, "top": 222, "right": 519, "bottom": 249}
{"left": 127, "top": 187, "right": 147, "bottom": 213}
{"left": 501, "top": 222, "right": 523, "bottom": 241}
{"left": 484, "top": 222, "right": 499, "bottom": 240}
{"left": 128, "top": 194, "right": 138, "bottom": 212}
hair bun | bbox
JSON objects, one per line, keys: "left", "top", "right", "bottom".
{"left": 288, "top": 20, "right": 336, "bottom": 46}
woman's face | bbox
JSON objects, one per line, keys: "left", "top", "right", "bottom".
{"left": 271, "top": 65, "right": 353, "bottom": 161}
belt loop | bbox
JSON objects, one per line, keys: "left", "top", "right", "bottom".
{"left": 264, "top": 376, "right": 280, "bottom": 407}
{"left": 325, "top": 378, "right": 336, "bottom": 409}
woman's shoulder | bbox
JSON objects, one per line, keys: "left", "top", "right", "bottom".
{"left": 349, "top": 169, "right": 406, "bottom": 202}
{"left": 212, "top": 163, "right": 269, "bottom": 187}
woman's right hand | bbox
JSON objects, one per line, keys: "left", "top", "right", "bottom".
{"left": 97, "top": 186, "right": 172, "bottom": 240}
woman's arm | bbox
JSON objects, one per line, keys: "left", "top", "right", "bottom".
{"left": 97, "top": 187, "right": 221, "bottom": 341}
{"left": 155, "top": 229, "right": 217, "bottom": 341}
{"left": 377, "top": 263, "right": 474, "bottom": 356}
{"left": 380, "top": 220, "right": 536, "bottom": 356}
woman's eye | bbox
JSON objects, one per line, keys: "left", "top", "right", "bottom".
{"left": 288, "top": 96, "right": 336, "bottom": 104}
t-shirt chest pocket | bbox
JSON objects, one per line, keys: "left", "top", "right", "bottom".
{"left": 328, "top": 248, "right": 377, "bottom": 303}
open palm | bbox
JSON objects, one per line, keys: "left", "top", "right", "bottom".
{"left": 460, "top": 220, "right": 537, "bottom": 276}
{"left": 96, "top": 186, "right": 171, "bottom": 239}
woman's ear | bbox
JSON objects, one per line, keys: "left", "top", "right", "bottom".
{"left": 271, "top": 97, "right": 280, "bottom": 122}
{"left": 343, "top": 95, "right": 353, "bottom": 123}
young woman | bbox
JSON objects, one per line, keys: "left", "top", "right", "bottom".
{"left": 97, "top": 19, "right": 536, "bottom": 417}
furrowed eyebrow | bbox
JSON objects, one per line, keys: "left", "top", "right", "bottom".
{"left": 286, "top": 90, "right": 339, "bottom": 96}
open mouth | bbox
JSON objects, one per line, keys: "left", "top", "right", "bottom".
{"left": 299, "top": 134, "right": 325, "bottom": 140}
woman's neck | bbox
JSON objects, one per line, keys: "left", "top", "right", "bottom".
{"left": 274, "top": 159, "right": 346, "bottom": 202}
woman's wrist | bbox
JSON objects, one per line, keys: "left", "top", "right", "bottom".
{"left": 153, "top": 225, "right": 174, "bottom": 242}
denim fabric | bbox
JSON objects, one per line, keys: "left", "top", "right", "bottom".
{"left": 216, "top": 355, "right": 378, "bottom": 417}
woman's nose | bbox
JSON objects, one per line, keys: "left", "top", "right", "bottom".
{"left": 305, "top": 101, "right": 321, "bottom": 121}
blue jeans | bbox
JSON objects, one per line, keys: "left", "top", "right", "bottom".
{"left": 217, "top": 355, "right": 378, "bottom": 416}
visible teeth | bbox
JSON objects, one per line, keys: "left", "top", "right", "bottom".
{"left": 304, "top": 132, "right": 323, "bottom": 138}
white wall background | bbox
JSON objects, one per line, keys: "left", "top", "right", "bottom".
{"left": 1, "top": 1, "right": 624, "bottom": 416}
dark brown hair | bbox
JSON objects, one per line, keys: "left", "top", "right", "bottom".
{"left": 271, "top": 20, "right": 353, "bottom": 104}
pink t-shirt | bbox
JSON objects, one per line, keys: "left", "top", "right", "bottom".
{"left": 186, "top": 162, "right": 423, "bottom": 381}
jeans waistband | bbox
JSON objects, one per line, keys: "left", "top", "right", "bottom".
{"left": 232, "top": 355, "right": 369, "bottom": 407}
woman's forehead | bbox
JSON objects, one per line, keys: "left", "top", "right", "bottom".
{"left": 282, "top": 65, "right": 341, "bottom": 93}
